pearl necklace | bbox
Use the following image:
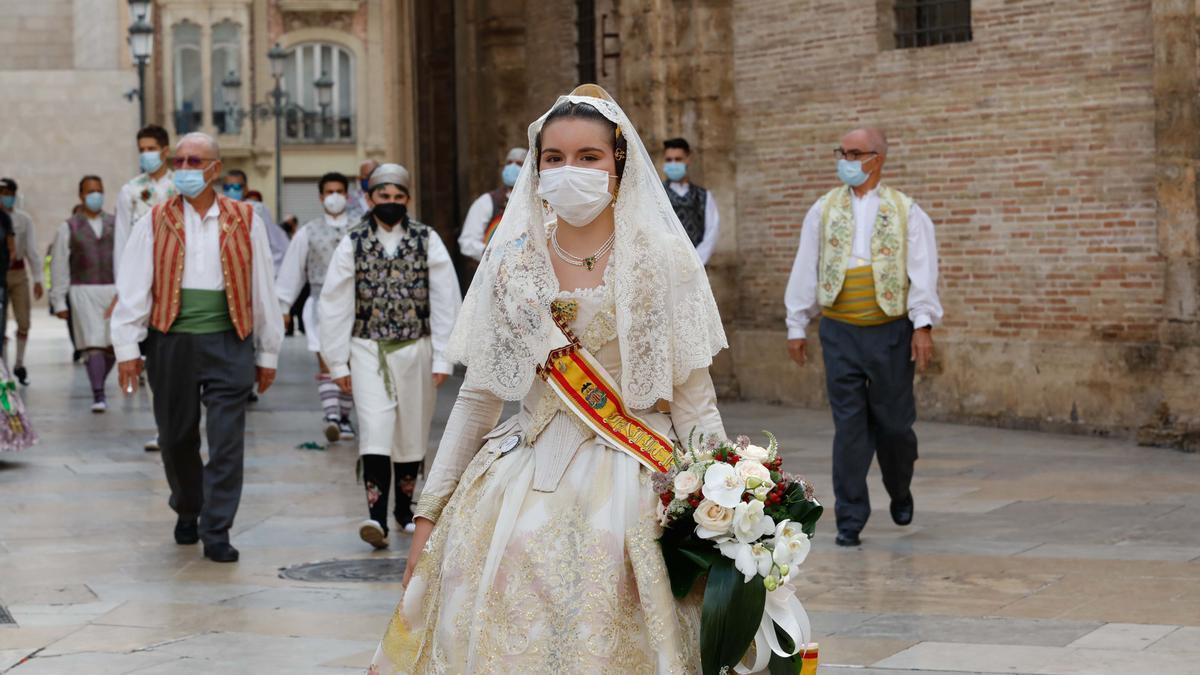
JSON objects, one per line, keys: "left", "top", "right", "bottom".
{"left": 550, "top": 225, "right": 615, "bottom": 271}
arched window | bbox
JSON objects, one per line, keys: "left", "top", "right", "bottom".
{"left": 211, "top": 20, "right": 242, "bottom": 135}
{"left": 173, "top": 22, "right": 203, "bottom": 135}
{"left": 282, "top": 43, "right": 355, "bottom": 143}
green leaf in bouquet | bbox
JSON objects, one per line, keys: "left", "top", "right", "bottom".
{"left": 768, "top": 623, "right": 801, "bottom": 674}
{"left": 786, "top": 499, "right": 823, "bottom": 535}
{"left": 700, "top": 558, "right": 767, "bottom": 675}
{"left": 661, "top": 540, "right": 708, "bottom": 599}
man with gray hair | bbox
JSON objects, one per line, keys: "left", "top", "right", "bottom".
{"left": 784, "top": 127, "right": 942, "bottom": 547}
{"left": 111, "top": 131, "right": 284, "bottom": 563}
{"left": 319, "top": 162, "right": 461, "bottom": 550}
{"left": 458, "top": 147, "right": 527, "bottom": 265}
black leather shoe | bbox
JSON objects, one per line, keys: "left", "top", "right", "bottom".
{"left": 174, "top": 518, "right": 199, "bottom": 545}
{"left": 835, "top": 531, "right": 862, "bottom": 547}
{"left": 203, "top": 542, "right": 240, "bottom": 563}
{"left": 14, "top": 366, "right": 28, "bottom": 386}
{"left": 890, "top": 494, "right": 914, "bottom": 526}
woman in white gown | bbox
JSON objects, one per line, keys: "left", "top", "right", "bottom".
{"left": 369, "top": 84, "right": 728, "bottom": 674}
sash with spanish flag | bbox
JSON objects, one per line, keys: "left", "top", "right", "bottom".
{"left": 536, "top": 307, "right": 675, "bottom": 474}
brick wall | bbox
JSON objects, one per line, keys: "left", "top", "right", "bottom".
{"left": 731, "top": 0, "right": 1173, "bottom": 434}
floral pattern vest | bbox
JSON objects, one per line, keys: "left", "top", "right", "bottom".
{"left": 350, "top": 219, "right": 431, "bottom": 342}
{"left": 817, "top": 184, "right": 912, "bottom": 318}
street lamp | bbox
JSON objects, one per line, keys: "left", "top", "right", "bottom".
{"left": 220, "top": 44, "right": 333, "bottom": 223}
{"left": 126, "top": 0, "right": 154, "bottom": 127}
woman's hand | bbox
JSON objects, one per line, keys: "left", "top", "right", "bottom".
{"left": 403, "top": 517, "right": 435, "bottom": 588}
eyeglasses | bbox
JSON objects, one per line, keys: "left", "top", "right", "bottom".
{"left": 834, "top": 148, "right": 878, "bottom": 162}
{"left": 172, "top": 156, "right": 217, "bottom": 169}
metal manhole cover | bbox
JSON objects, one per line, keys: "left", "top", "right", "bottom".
{"left": 279, "top": 557, "right": 407, "bottom": 583}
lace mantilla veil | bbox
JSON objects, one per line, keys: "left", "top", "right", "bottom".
{"left": 445, "top": 85, "right": 727, "bottom": 410}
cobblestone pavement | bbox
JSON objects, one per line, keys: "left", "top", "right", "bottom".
{"left": 1, "top": 317, "right": 1198, "bottom": 674}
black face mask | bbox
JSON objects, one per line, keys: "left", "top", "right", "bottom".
{"left": 373, "top": 202, "right": 407, "bottom": 226}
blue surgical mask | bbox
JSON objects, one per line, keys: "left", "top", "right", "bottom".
{"left": 140, "top": 151, "right": 163, "bottom": 174}
{"left": 84, "top": 192, "right": 104, "bottom": 213}
{"left": 360, "top": 178, "right": 370, "bottom": 191}
{"left": 174, "top": 170, "right": 209, "bottom": 199}
{"left": 0, "top": 196, "right": 13, "bottom": 210}
{"left": 663, "top": 161, "right": 687, "bottom": 182}
{"left": 837, "top": 159, "right": 870, "bottom": 187}
{"left": 501, "top": 163, "right": 521, "bottom": 188}
{"left": 223, "top": 184, "right": 244, "bottom": 200}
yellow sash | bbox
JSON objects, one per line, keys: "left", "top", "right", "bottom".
{"left": 536, "top": 312, "right": 675, "bottom": 473}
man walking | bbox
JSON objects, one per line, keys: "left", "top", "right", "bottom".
{"left": 457, "top": 147, "right": 526, "bottom": 265}
{"left": 784, "top": 127, "right": 942, "bottom": 547}
{"left": 51, "top": 176, "right": 118, "bottom": 412}
{"left": 222, "top": 169, "right": 289, "bottom": 273}
{"left": 0, "top": 178, "right": 44, "bottom": 383}
{"left": 276, "top": 171, "right": 355, "bottom": 442}
{"left": 661, "top": 138, "right": 720, "bottom": 265}
{"left": 319, "top": 163, "right": 461, "bottom": 549}
{"left": 113, "top": 132, "right": 283, "bottom": 563}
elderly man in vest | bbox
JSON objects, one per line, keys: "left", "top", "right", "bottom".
{"left": 112, "top": 132, "right": 283, "bottom": 563}
{"left": 51, "top": 176, "right": 118, "bottom": 413}
{"left": 458, "top": 147, "right": 526, "bottom": 266}
{"left": 784, "top": 127, "right": 942, "bottom": 548}
{"left": 276, "top": 171, "right": 355, "bottom": 442}
{"left": 319, "top": 163, "right": 461, "bottom": 550}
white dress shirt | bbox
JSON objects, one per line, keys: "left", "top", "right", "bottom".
{"left": 114, "top": 172, "right": 174, "bottom": 276}
{"left": 668, "top": 181, "right": 720, "bottom": 265}
{"left": 49, "top": 216, "right": 105, "bottom": 313}
{"left": 784, "top": 187, "right": 942, "bottom": 340}
{"left": 458, "top": 191, "right": 508, "bottom": 261}
{"left": 319, "top": 223, "right": 462, "bottom": 379}
{"left": 6, "top": 209, "right": 39, "bottom": 270}
{"left": 275, "top": 211, "right": 350, "bottom": 312}
{"left": 110, "top": 199, "right": 284, "bottom": 368}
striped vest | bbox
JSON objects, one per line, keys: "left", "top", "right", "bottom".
{"left": 149, "top": 195, "right": 255, "bottom": 340}
{"left": 817, "top": 184, "right": 912, "bottom": 318}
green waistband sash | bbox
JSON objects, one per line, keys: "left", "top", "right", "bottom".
{"left": 378, "top": 338, "right": 419, "bottom": 401}
{"left": 171, "top": 289, "right": 236, "bottom": 334}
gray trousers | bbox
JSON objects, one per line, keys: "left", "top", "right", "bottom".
{"left": 819, "top": 317, "right": 918, "bottom": 535}
{"left": 146, "top": 329, "right": 255, "bottom": 546}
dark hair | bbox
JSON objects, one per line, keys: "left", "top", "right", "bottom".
{"left": 318, "top": 171, "right": 349, "bottom": 193}
{"left": 136, "top": 125, "right": 170, "bottom": 148}
{"left": 79, "top": 175, "right": 103, "bottom": 193}
{"left": 536, "top": 102, "right": 627, "bottom": 180}
{"left": 226, "top": 169, "right": 248, "bottom": 185}
{"left": 0, "top": 178, "right": 17, "bottom": 193}
{"left": 245, "top": 190, "right": 263, "bottom": 202}
{"left": 663, "top": 137, "right": 691, "bottom": 154}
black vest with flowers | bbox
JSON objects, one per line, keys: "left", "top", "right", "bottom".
{"left": 663, "top": 180, "right": 707, "bottom": 247}
{"left": 350, "top": 219, "right": 431, "bottom": 342}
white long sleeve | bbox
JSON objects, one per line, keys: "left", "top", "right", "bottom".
{"left": 415, "top": 385, "right": 506, "bottom": 523}
{"left": 49, "top": 221, "right": 71, "bottom": 313}
{"left": 319, "top": 227, "right": 463, "bottom": 379}
{"left": 670, "top": 367, "right": 727, "bottom": 443}
{"left": 14, "top": 210, "right": 38, "bottom": 269}
{"left": 275, "top": 224, "right": 311, "bottom": 313}
{"left": 457, "top": 193, "right": 493, "bottom": 261}
{"left": 113, "top": 183, "right": 135, "bottom": 275}
{"left": 695, "top": 190, "right": 720, "bottom": 265}
{"left": 784, "top": 194, "right": 943, "bottom": 340}
{"left": 427, "top": 230, "right": 462, "bottom": 374}
{"left": 317, "top": 235, "right": 357, "bottom": 379}
{"left": 111, "top": 202, "right": 284, "bottom": 368}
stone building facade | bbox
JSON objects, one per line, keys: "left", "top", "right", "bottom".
{"left": 452, "top": 0, "right": 1200, "bottom": 444}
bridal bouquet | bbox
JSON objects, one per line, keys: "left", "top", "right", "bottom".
{"left": 654, "top": 432, "right": 822, "bottom": 675}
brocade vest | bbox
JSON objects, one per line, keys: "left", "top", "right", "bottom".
{"left": 149, "top": 195, "right": 255, "bottom": 340}
{"left": 303, "top": 217, "right": 349, "bottom": 298}
{"left": 351, "top": 219, "right": 431, "bottom": 342}
{"left": 663, "top": 180, "right": 707, "bottom": 247}
{"left": 67, "top": 213, "right": 116, "bottom": 285}
{"left": 817, "top": 184, "right": 912, "bottom": 318}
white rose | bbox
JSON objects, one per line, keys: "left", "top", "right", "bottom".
{"left": 731, "top": 499, "right": 776, "bottom": 544}
{"left": 693, "top": 499, "right": 735, "bottom": 540}
{"left": 741, "top": 444, "right": 770, "bottom": 463}
{"left": 735, "top": 460, "right": 774, "bottom": 490}
{"left": 673, "top": 470, "right": 701, "bottom": 499}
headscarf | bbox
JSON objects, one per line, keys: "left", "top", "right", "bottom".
{"left": 446, "top": 84, "right": 726, "bottom": 409}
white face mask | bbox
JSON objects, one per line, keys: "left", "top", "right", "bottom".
{"left": 537, "top": 165, "right": 613, "bottom": 227}
{"left": 323, "top": 192, "right": 347, "bottom": 215}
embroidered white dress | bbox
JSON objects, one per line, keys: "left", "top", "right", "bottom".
{"left": 369, "top": 272, "right": 726, "bottom": 674}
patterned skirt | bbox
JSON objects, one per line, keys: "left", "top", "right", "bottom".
{"left": 0, "top": 359, "right": 36, "bottom": 452}
{"left": 368, "top": 414, "right": 701, "bottom": 674}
